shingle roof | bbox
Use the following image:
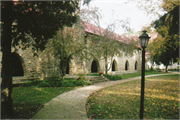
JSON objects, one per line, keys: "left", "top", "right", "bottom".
{"left": 82, "top": 21, "right": 158, "bottom": 50}
{"left": 82, "top": 21, "right": 106, "bottom": 36}
{"left": 82, "top": 21, "right": 129, "bottom": 43}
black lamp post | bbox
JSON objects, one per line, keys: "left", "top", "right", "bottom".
{"left": 139, "top": 30, "right": 150, "bottom": 119}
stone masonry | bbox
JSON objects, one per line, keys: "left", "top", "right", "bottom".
{"left": 0, "top": 22, "right": 148, "bottom": 78}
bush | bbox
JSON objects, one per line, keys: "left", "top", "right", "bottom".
{"left": 19, "top": 77, "right": 92, "bottom": 87}
{"left": 37, "top": 80, "right": 62, "bottom": 87}
{"left": 62, "top": 80, "right": 76, "bottom": 87}
{"left": 105, "top": 75, "right": 122, "bottom": 81}
{"left": 20, "top": 79, "right": 40, "bottom": 87}
{"left": 62, "top": 79, "right": 91, "bottom": 87}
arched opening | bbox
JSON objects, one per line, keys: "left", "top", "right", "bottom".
{"left": 91, "top": 60, "right": 98, "bottom": 73}
{"left": 135, "top": 61, "right": 138, "bottom": 70}
{"left": 112, "top": 60, "right": 117, "bottom": 72}
{"left": 125, "top": 60, "right": 129, "bottom": 71}
{"left": 66, "top": 62, "right": 70, "bottom": 74}
{"left": 12, "top": 53, "right": 24, "bottom": 76}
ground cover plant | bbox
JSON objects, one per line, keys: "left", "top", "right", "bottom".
{"left": 86, "top": 74, "right": 179, "bottom": 119}
{"left": 105, "top": 70, "right": 164, "bottom": 80}
{"left": 13, "top": 86, "right": 79, "bottom": 119}
{"left": 12, "top": 77, "right": 91, "bottom": 119}
{"left": 19, "top": 78, "right": 92, "bottom": 87}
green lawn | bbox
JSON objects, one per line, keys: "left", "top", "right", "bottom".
{"left": 86, "top": 74, "right": 179, "bottom": 119}
{"left": 12, "top": 77, "right": 91, "bottom": 119}
{"left": 121, "top": 70, "right": 163, "bottom": 79}
{"left": 105, "top": 70, "right": 164, "bottom": 80}
{"left": 13, "top": 86, "right": 79, "bottom": 119}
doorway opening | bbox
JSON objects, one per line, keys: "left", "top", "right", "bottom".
{"left": 112, "top": 60, "right": 117, "bottom": 71}
{"left": 125, "top": 60, "right": 129, "bottom": 71}
{"left": 91, "top": 60, "right": 98, "bottom": 73}
{"left": 12, "top": 53, "right": 24, "bottom": 76}
{"left": 135, "top": 61, "right": 138, "bottom": 70}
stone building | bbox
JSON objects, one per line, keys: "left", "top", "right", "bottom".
{"left": 0, "top": 22, "right": 143, "bottom": 78}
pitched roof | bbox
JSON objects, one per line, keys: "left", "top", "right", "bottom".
{"left": 82, "top": 21, "right": 130, "bottom": 43}
{"left": 82, "top": 21, "right": 158, "bottom": 49}
{"left": 82, "top": 21, "right": 106, "bottom": 36}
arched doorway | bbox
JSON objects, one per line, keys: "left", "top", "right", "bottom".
{"left": 125, "top": 60, "right": 129, "bottom": 71}
{"left": 112, "top": 60, "right": 117, "bottom": 72}
{"left": 91, "top": 60, "right": 98, "bottom": 73}
{"left": 12, "top": 53, "right": 24, "bottom": 76}
{"left": 66, "top": 62, "right": 69, "bottom": 74}
{"left": 135, "top": 61, "right": 138, "bottom": 70}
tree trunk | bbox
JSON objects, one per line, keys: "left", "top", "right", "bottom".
{"left": 165, "top": 65, "right": 168, "bottom": 73}
{"left": 1, "top": 2, "right": 13, "bottom": 119}
{"left": 105, "top": 56, "right": 108, "bottom": 75}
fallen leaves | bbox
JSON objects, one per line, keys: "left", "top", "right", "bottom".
{"left": 86, "top": 74, "right": 179, "bottom": 119}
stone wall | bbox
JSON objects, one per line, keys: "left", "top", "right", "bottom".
{"left": 0, "top": 46, "right": 145, "bottom": 78}
{"left": 0, "top": 25, "right": 148, "bottom": 78}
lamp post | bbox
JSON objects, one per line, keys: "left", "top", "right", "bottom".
{"left": 139, "top": 30, "right": 150, "bottom": 119}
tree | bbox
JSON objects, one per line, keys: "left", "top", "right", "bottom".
{"left": 149, "top": 4, "right": 179, "bottom": 72}
{"left": 1, "top": 1, "right": 80, "bottom": 118}
{"left": 50, "top": 23, "right": 86, "bottom": 80}
{"left": 132, "top": 0, "right": 179, "bottom": 72}
{"left": 81, "top": 7, "right": 137, "bottom": 75}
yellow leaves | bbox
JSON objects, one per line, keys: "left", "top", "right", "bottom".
{"left": 86, "top": 75, "right": 179, "bottom": 119}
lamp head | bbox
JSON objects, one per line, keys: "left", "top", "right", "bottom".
{"left": 139, "top": 30, "right": 150, "bottom": 49}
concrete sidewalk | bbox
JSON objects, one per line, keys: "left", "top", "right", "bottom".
{"left": 31, "top": 73, "right": 178, "bottom": 119}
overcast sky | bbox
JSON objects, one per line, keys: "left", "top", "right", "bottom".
{"left": 80, "top": 0, "right": 165, "bottom": 35}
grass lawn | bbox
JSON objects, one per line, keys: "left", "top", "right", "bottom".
{"left": 86, "top": 74, "right": 179, "bottom": 119}
{"left": 13, "top": 86, "right": 79, "bottom": 119}
{"left": 105, "top": 70, "right": 164, "bottom": 80}
{"left": 121, "top": 70, "right": 164, "bottom": 79}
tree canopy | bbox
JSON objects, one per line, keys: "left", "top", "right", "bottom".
{"left": 50, "top": 23, "right": 86, "bottom": 79}
{"left": 1, "top": 1, "right": 80, "bottom": 118}
{"left": 147, "top": 2, "right": 179, "bottom": 72}
{"left": 80, "top": 7, "right": 137, "bottom": 75}
{"left": 1, "top": 1, "right": 79, "bottom": 51}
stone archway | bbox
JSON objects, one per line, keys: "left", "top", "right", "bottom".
{"left": 125, "top": 60, "right": 129, "bottom": 71}
{"left": 135, "top": 61, "right": 138, "bottom": 70}
{"left": 91, "top": 60, "right": 98, "bottom": 73}
{"left": 66, "top": 61, "right": 70, "bottom": 74}
{"left": 112, "top": 59, "right": 117, "bottom": 72}
{"left": 11, "top": 52, "right": 24, "bottom": 76}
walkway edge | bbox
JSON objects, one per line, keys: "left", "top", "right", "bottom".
{"left": 32, "top": 72, "right": 179, "bottom": 119}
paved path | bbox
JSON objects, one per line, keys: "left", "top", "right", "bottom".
{"left": 32, "top": 73, "right": 179, "bottom": 119}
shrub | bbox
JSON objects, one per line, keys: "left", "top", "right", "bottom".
{"left": 19, "top": 77, "right": 91, "bottom": 87}
{"left": 62, "top": 80, "right": 76, "bottom": 87}
{"left": 37, "top": 80, "right": 62, "bottom": 87}
{"left": 20, "top": 79, "right": 40, "bottom": 87}
{"left": 105, "top": 75, "right": 122, "bottom": 81}
{"left": 62, "top": 79, "right": 91, "bottom": 87}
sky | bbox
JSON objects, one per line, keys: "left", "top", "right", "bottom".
{"left": 80, "top": 0, "right": 166, "bottom": 35}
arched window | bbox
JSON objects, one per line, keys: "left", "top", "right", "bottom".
{"left": 135, "top": 61, "right": 138, "bottom": 70}
{"left": 125, "top": 60, "right": 129, "bottom": 71}
{"left": 91, "top": 60, "right": 98, "bottom": 73}
{"left": 12, "top": 52, "right": 24, "bottom": 76}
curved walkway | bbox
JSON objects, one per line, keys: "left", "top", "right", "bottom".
{"left": 32, "top": 73, "right": 179, "bottom": 119}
